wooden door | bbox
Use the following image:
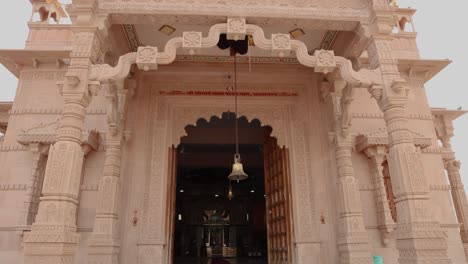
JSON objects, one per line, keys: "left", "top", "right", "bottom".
{"left": 264, "top": 136, "right": 294, "bottom": 264}
{"left": 165, "top": 146, "right": 178, "bottom": 264}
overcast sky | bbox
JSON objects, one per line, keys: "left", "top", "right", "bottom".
{"left": 0, "top": 1, "right": 467, "bottom": 190}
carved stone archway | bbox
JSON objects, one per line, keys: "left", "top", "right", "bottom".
{"left": 135, "top": 89, "right": 320, "bottom": 263}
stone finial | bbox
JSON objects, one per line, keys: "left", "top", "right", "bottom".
{"left": 314, "top": 50, "right": 336, "bottom": 74}
{"left": 136, "top": 46, "right": 158, "bottom": 71}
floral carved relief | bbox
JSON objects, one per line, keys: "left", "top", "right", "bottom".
{"left": 137, "top": 46, "right": 158, "bottom": 71}
{"left": 182, "top": 32, "right": 202, "bottom": 48}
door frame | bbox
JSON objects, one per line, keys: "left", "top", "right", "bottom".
{"left": 137, "top": 85, "right": 320, "bottom": 264}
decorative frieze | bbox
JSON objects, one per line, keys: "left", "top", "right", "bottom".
{"left": 429, "top": 184, "right": 451, "bottom": 191}
{"left": 0, "top": 184, "right": 28, "bottom": 191}
{"left": 174, "top": 54, "right": 299, "bottom": 64}
{"left": 360, "top": 184, "right": 377, "bottom": 191}
{"left": 0, "top": 144, "right": 29, "bottom": 152}
{"left": 80, "top": 184, "right": 99, "bottom": 191}
{"left": 352, "top": 112, "right": 433, "bottom": 120}
{"left": 20, "top": 71, "right": 67, "bottom": 81}
{"left": 8, "top": 108, "right": 106, "bottom": 115}
{"left": 158, "top": 90, "right": 298, "bottom": 97}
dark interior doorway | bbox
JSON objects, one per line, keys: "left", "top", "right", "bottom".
{"left": 172, "top": 112, "right": 269, "bottom": 264}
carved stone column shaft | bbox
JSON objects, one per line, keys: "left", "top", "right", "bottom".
{"left": 380, "top": 99, "right": 451, "bottom": 264}
{"left": 23, "top": 27, "right": 103, "bottom": 264}
{"left": 88, "top": 135, "right": 123, "bottom": 264}
{"left": 363, "top": 146, "right": 395, "bottom": 245}
{"left": 366, "top": 27, "right": 452, "bottom": 261}
{"left": 445, "top": 160, "right": 468, "bottom": 243}
{"left": 335, "top": 139, "right": 372, "bottom": 264}
{"left": 19, "top": 145, "right": 48, "bottom": 229}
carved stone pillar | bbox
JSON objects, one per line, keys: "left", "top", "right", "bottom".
{"left": 88, "top": 133, "right": 123, "bottom": 264}
{"left": 367, "top": 29, "right": 452, "bottom": 261}
{"left": 325, "top": 79, "right": 372, "bottom": 264}
{"left": 380, "top": 99, "right": 451, "bottom": 263}
{"left": 434, "top": 109, "right": 468, "bottom": 258}
{"left": 88, "top": 77, "right": 132, "bottom": 264}
{"left": 445, "top": 160, "right": 468, "bottom": 242}
{"left": 23, "top": 89, "right": 93, "bottom": 264}
{"left": 23, "top": 12, "right": 107, "bottom": 262}
{"left": 362, "top": 145, "right": 396, "bottom": 245}
{"left": 335, "top": 138, "right": 372, "bottom": 264}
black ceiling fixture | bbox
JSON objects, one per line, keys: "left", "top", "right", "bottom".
{"left": 217, "top": 34, "right": 249, "bottom": 56}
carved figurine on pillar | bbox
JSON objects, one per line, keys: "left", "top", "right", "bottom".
{"left": 321, "top": 76, "right": 373, "bottom": 264}
{"left": 363, "top": 10, "right": 453, "bottom": 262}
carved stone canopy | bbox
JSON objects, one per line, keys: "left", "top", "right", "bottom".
{"left": 90, "top": 19, "right": 381, "bottom": 92}
{"left": 0, "top": 50, "right": 71, "bottom": 78}
{"left": 397, "top": 59, "right": 451, "bottom": 84}
{"left": 355, "top": 128, "right": 432, "bottom": 153}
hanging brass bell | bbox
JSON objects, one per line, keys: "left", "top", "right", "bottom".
{"left": 228, "top": 153, "right": 248, "bottom": 182}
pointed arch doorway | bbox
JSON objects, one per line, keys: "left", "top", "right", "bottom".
{"left": 165, "top": 112, "right": 294, "bottom": 264}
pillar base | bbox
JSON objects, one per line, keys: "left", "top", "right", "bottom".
{"left": 88, "top": 237, "right": 120, "bottom": 264}
{"left": 338, "top": 234, "right": 373, "bottom": 264}
{"left": 137, "top": 243, "right": 164, "bottom": 264}
{"left": 395, "top": 222, "right": 452, "bottom": 264}
{"left": 463, "top": 243, "right": 468, "bottom": 262}
{"left": 23, "top": 227, "right": 80, "bottom": 264}
{"left": 296, "top": 241, "right": 321, "bottom": 264}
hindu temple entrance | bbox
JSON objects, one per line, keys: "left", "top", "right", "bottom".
{"left": 166, "top": 112, "right": 294, "bottom": 264}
